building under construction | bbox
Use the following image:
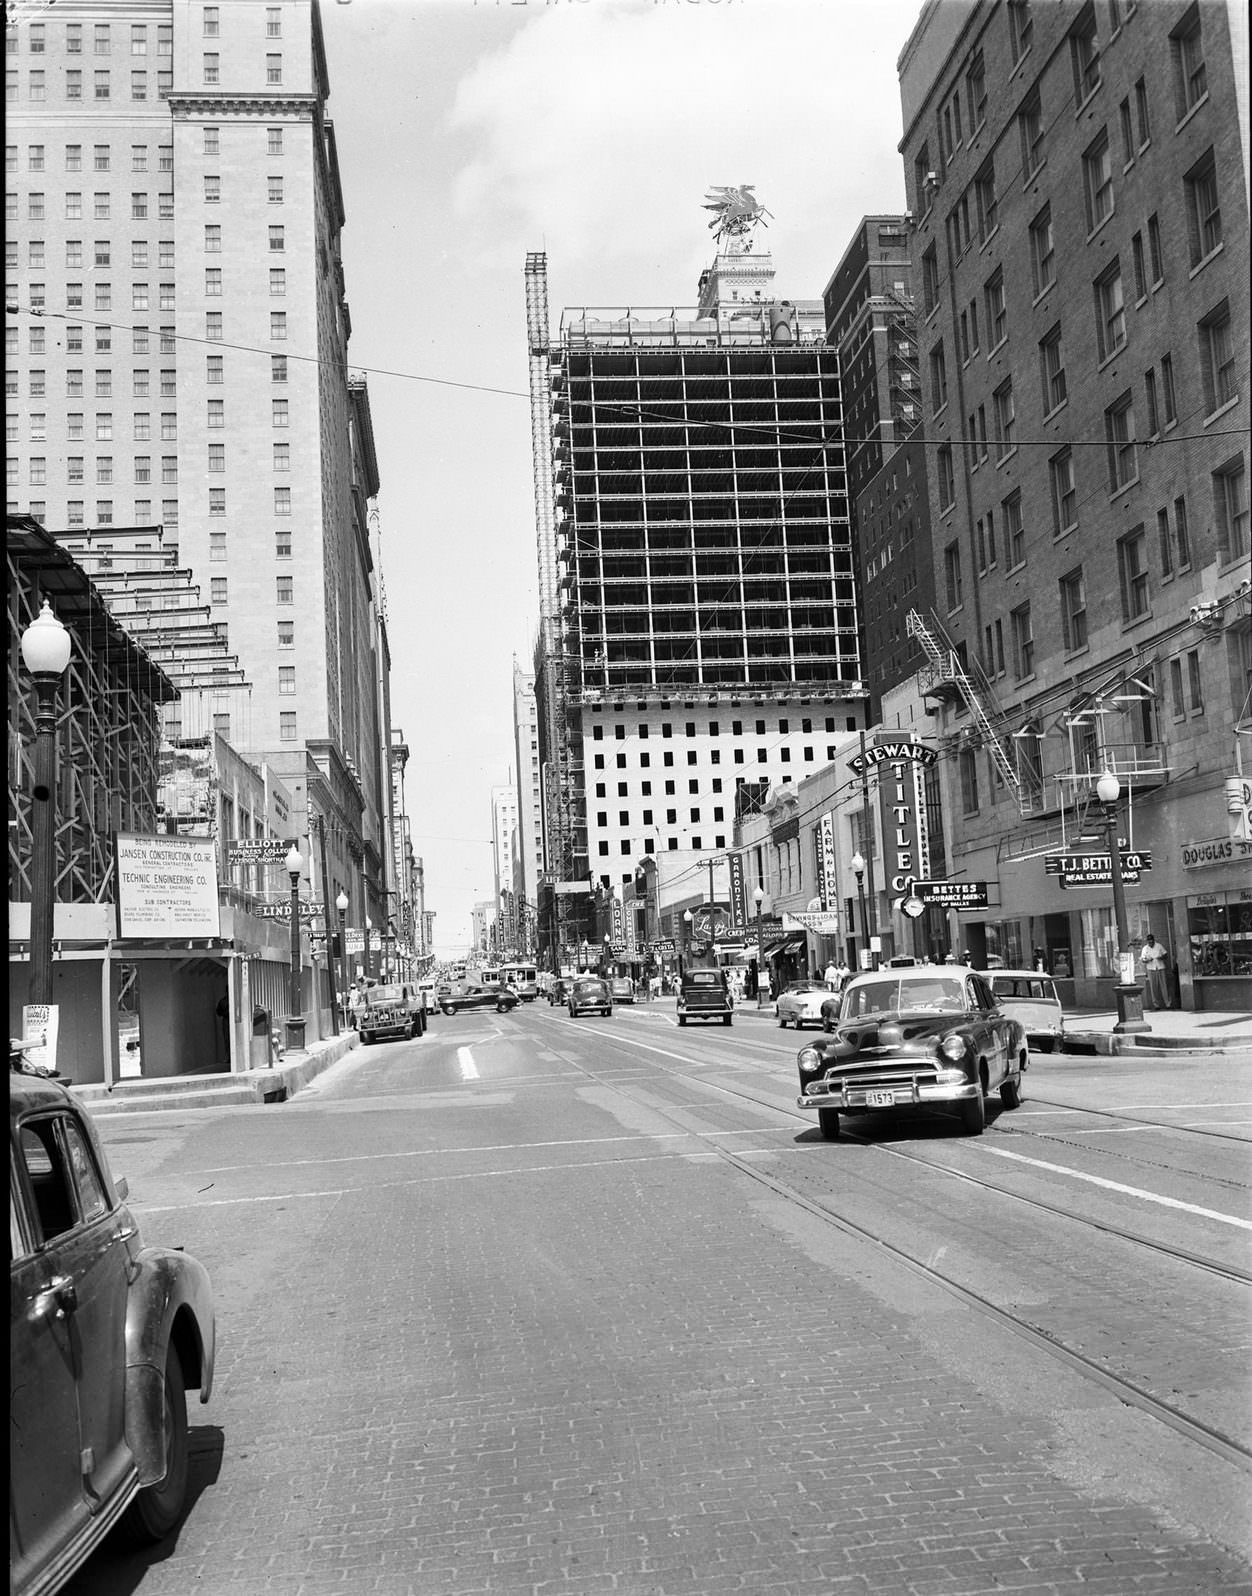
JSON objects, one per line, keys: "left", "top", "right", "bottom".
{"left": 526, "top": 234, "right": 865, "bottom": 950}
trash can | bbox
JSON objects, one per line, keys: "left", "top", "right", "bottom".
{"left": 250, "top": 1006, "right": 272, "bottom": 1069}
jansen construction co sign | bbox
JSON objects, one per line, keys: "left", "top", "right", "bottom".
{"left": 115, "top": 833, "right": 220, "bottom": 938}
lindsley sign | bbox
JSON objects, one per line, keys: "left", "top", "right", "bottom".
{"left": 1045, "top": 850, "right": 1152, "bottom": 886}
{"left": 913, "top": 879, "right": 989, "bottom": 908}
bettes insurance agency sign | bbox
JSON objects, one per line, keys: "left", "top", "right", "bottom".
{"left": 115, "top": 833, "right": 220, "bottom": 938}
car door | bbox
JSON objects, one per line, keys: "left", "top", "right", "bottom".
{"left": 969, "top": 974, "right": 1008, "bottom": 1083}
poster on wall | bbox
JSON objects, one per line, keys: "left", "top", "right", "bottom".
{"left": 115, "top": 833, "right": 221, "bottom": 939}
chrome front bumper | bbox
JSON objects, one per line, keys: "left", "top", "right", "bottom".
{"left": 796, "top": 1075, "right": 979, "bottom": 1112}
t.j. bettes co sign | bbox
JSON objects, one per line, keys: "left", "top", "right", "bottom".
{"left": 852, "top": 735, "right": 938, "bottom": 899}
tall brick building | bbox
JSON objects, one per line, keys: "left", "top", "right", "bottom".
{"left": 896, "top": 0, "right": 1250, "bottom": 1009}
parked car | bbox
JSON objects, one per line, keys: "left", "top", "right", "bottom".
{"left": 548, "top": 978, "right": 570, "bottom": 1007}
{"left": 676, "top": 968, "right": 733, "bottom": 1027}
{"left": 795, "top": 964, "right": 1028, "bottom": 1140}
{"left": 10, "top": 1067, "right": 216, "bottom": 1596}
{"left": 355, "top": 982, "right": 426, "bottom": 1044}
{"left": 775, "top": 980, "right": 831, "bottom": 1030}
{"left": 986, "top": 970, "right": 1065, "bottom": 1052}
{"left": 609, "top": 976, "right": 635, "bottom": 1004}
{"left": 440, "top": 984, "right": 519, "bottom": 1015}
{"left": 568, "top": 977, "right": 613, "bottom": 1018}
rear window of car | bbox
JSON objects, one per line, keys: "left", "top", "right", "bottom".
{"left": 992, "top": 976, "right": 1057, "bottom": 1001}
{"left": 685, "top": 972, "right": 722, "bottom": 987}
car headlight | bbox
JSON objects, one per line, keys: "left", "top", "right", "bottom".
{"left": 797, "top": 1047, "right": 822, "bottom": 1073}
{"left": 940, "top": 1034, "right": 969, "bottom": 1061}
{"left": 934, "top": 1066, "right": 967, "bottom": 1084}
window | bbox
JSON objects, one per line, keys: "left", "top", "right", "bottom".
{"left": 1134, "top": 77, "right": 1150, "bottom": 148}
{"left": 277, "top": 576, "right": 293, "bottom": 605}
{"left": 1214, "top": 456, "right": 1248, "bottom": 562}
{"left": 966, "top": 47, "right": 987, "bottom": 128}
{"left": 1144, "top": 367, "right": 1160, "bottom": 438}
{"left": 974, "top": 512, "right": 996, "bottom": 574}
{"left": 1185, "top": 150, "right": 1222, "bottom": 264}
{"left": 929, "top": 341, "right": 948, "bottom": 410}
{"left": 960, "top": 747, "right": 980, "bottom": 815}
{"left": 1060, "top": 567, "right": 1087, "bottom": 652}
{"left": 207, "top": 355, "right": 223, "bottom": 385}
{"left": 1105, "top": 392, "right": 1138, "bottom": 490}
{"left": 993, "top": 380, "right": 1015, "bottom": 459}
{"left": 161, "top": 412, "right": 176, "bottom": 439}
{"left": 267, "top": 8, "right": 282, "bottom": 38}
{"left": 1169, "top": 657, "right": 1186, "bottom": 719}
{"left": 96, "top": 500, "right": 113, "bottom": 524}
{"left": 921, "top": 245, "right": 939, "bottom": 317}
{"left": 67, "top": 414, "right": 84, "bottom": 440}
{"left": 1029, "top": 204, "right": 1055, "bottom": 295}
{"left": 1120, "top": 96, "right": 1135, "bottom": 165}
{"left": 273, "top": 443, "right": 290, "bottom": 472}
{"left": 268, "top": 175, "right": 283, "bottom": 203}
{"left": 203, "top": 6, "right": 219, "bottom": 36}
{"left": 205, "top": 223, "right": 221, "bottom": 253}
{"left": 1011, "top": 603, "right": 1034, "bottom": 679}
{"left": 204, "top": 174, "right": 220, "bottom": 203}
{"left": 1039, "top": 325, "right": 1066, "bottom": 412}
{"left": 67, "top": 456, "right": 84, "bottom": 484}
{"left": 974, "top": 159, "right": 997, "bottom": 241}
{"left": 1147, "top": 213, "right": 1164, "bottom": 287}
{"left": 266, "top": 54, "right": 282, "bottom": 85}
{"left": 132, "top": 369, "right": 150, "bottom": 397}
{"left": 1003, "top": 490, "right": 1024, "bottom": 567}
{"left": 210, "top": 577, "right": 228, "bottom": 605}
{"left": 208, "top": 487, "right": 224, "bottom": 517}
{"left": 271, "top": 356, "right": 287, "bottom": 383}
{"left": 279, "top": 666, "right": 296, "bottom": 696}
{"left": 1186, "top": 651, "right": 1204, "bottom": 716}
{"left": 272, "top": 398, "right": 288, "bottom": 426}
{"left": 131, "top": 24, "right": 146, "bottom": 55}
{"left": 1083, "top": 130, "right": 1114, "bottom": 230}
{"left": 944, "top": 541, "right": 963, "bottom": 611}
{"left": 203, "top": 126, "right": 219, "bottom": 156}
{"left": 274, "top": 487, "right": 291, "bottom": 515}
{"left": 133, "top": 455, "right": 150, "bottom": 482}
{"left": 65, "top": 69, "right": 82, "bottom": 99}
{"left": 161, "top": 454, "right": 178, "bottom": 483}
{"left": 984, "top": 270, "right": 1006, "bottom": 348}
{"left": 268, "top": 225, "right": 284, "bottom": 252}
{"left": 1095, "top": 263, "right": 1126, "bottom": 360}
{"left": 1117, "top": 526, "right": 1150, "bottom": 620}
{"left": 278, "top": 621, "right": 294, "bottom": 648}
{"left": 270, "top": 312, "right": 286, "bottom": 341}
{"left": 205, "top": 267, "right": 222, "bottom": 296}
{"left": 28, "top": 191, "right": 45, "bottom": 220}
{"left": 1131, "top": 230, "right": 1147, "bottom": 301}
{"left": 208, "top": 443, "right": 225, "bottom": 473}
{"left": 94, "top": 70, "right": 110, "bottom": 99}
{"left": 1173, "top": 495, "right": 1192, "bottom": 568}
{"left": 1070, "top": 6, "right": 1101, "bottom": 103}
{"left": 937, "top": 445, "right": 955, "bottom": 511}
{"left": 1200, "top": 302, "right": 1237, "bottom": 414}
{"left": 134, "top": 413, "right": 150, "bottom": 440}
{"left": 1157, "top": 506, "right": 1175, "bottom": 579}
{"left": 267, "top": 127, "right": 283, "bottom": 156}
{"left": 1018, "top": 90, "right": 1044, "bottom": 177}
{"left": 1050, "top": 447, "right": 1077, "bottom": 534}
{"left": 1171, "top": 5, "right": 1207, "bottom": 119}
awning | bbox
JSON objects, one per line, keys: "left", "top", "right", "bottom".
{"left": 762, "top": 932, "right": 808, "bottom": 960}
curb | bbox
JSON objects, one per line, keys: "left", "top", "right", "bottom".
{"left": 1061, "top": 1030, "right": 1252, "bottom": 1059}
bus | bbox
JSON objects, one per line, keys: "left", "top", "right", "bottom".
{"left": 500, "top": 961, "right": 540, "bottom": 1000}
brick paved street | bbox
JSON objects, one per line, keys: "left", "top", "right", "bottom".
{"left": 68, "top": 1017, "right": 1252, "bottom": 1595}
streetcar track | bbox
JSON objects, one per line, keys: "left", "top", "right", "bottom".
{"left": 533, "top": 1013, "right": 1252, "bottom": 1474}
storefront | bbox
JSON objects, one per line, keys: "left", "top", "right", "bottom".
{"left": 1180, "top": 833, "right": 1252, "bottom": 1012}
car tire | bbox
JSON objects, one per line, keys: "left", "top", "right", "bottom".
{"left": 1036, "top": 1038, "right": 1055, "bottom": 1054}
{"left": 777, "top": 1013, "right": 787, "bottom": 1028}
{"left": 118, "top": 1355, "right": 190, "bottom": 1545}
{"left": 958, "top": 1087, "right": 987, "bottom": 1135}
{"left": 496, "top": 1000, "right": 509, "bottom": 1013}
{"left": 1000, "top": 1072, "right": 1024, "bottom": 1109}
{"left": 678, "top": 1015, "right": 687, "bottom": 1026}
{"left": 818, "top": 1107, "right": 841, "bottom": 1140}
{"left": 723, "top": 1015, "right": 732, "bottom": 1026}
{"left": 441, "top": 1003, "right": 454, "bottom": 1016}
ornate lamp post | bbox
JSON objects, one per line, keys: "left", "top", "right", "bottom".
{"left": 1096, "top": 771, "right": 1150, "bottom": 1034}
{"left": 20, "top": 601, "right": 73, "bottom": 1010}
{"left": 284, "top": 842, "right": 305, "bottom": 1053}
{"left": 682, "top": 908, "right": 694, "bottom": 976}
{"left": 851, "top": 851, "right": 870, "bottom": 971}
{"left": 363, "top": 916, "right": 372, "bottom": 983}
{"left": 753, "top": 885, "right": 768, "bottom": 1008}
{"left": 336, "top": 890, "right": 350, "bottom": 1029}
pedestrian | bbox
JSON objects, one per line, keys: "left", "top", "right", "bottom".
{"left": 834, "top": 956, "right": 851, "bottom": 991}
{"left": 823, "top": 957, "right": 840, "bottom": 991}
{"left": 1140, "top": 932, "right": 1172, "bottom": 1010}
{"left": 1033, "top": 946, "right": 1047, "bottom": 973}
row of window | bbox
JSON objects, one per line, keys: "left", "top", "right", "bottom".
{"left": 590, "top": 744, "right": 836, "bottom": 773}
{"left": 598, "top": 836, "right": 728, "bottom": 858}
{"left": 589, "top": 716, "right": 839, "bottom": 739}
{"left": 212, "top": 711, "right": 299, "bottom": 744}
{"left": 4, "top": 130, "right": 283, "bottom": 171}
{"left": 9, "top": 498, "right": 175, "bottom": 529}
{"left": 7, "top": 67, "right": 174, "bottom": 101}
{"left": 6, "top": 20, "right": 173, "bottom": 53}
{"left": 15, "top": 355, "right": 295, "bottom": 394}
{"left": 6, "top": 400, "right": 292, "bottom": 441}
{"left": 10, "top": 445, "right": 293, "bottom": 484}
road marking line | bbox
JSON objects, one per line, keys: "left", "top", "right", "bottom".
{"left": 457, "top": 1047, "right": 478, "bottom": 1081}
{"left": 977, "top": 1144, "right": 1252, "bottom": 1230}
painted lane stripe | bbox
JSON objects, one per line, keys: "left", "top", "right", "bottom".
{"left": 457, "top": 1047, "right": 479, "bottom": 1081}
{"left": 976, "top": 1143, "right": 1252, "bottom": 1230}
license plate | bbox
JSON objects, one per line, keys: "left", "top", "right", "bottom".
{"left": 865, "top": 1090, "right": 895, "bottom": 1108}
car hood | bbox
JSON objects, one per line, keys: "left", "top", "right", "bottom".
{"left": 820, "top": 1012, "right": 963, "bottom": 1052}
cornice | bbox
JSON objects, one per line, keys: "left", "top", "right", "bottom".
{"left": 167, "top": 93, "right": 317, "bottom": 121}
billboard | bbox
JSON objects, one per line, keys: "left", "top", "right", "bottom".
{"left": 115, "top": 834, "right": 220, "bottom": 939}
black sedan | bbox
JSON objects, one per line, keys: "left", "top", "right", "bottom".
{"left": 795, "top": 965, "right": 1027, "bottom": 1140}
{"left": 440, "top": 983, "right": 519, "bottom": 1016}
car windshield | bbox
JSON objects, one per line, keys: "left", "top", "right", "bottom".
{"left": 841, "top": 976, "right": 966, "bottom": 1019}
{"left": 367, "top": 986, "right": 404, "bottom": 1004}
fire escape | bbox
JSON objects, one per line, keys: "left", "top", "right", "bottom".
{"left": 907, "top": 608, "right": 1043, "bottom": 817}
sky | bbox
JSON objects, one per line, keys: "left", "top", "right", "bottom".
{"left": 319, "top": 0, "right": 925, "bottom": 956}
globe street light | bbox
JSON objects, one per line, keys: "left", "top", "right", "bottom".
{"left": 336, "top": 889, "right": 350, "bottom": 1030}
{"left": 850, "top": 851, "right": 870, "bottom": 971}
{"left": 284, "top": 843, "right": 306, "bottom": 1054}
{"left": 682, "top": 907, "right": 694, "bottom": 977}
{"left": 753, "top": 885, "right": 768, "bottom": 1008}
{"left": 1096, "top": 771, "right": 1150, "bottom": 1035}
{"left": 20, "top": 600, "right": 73, "bottom": 1010}
{"left": 363, "top": 916, "right": 372, "bottom": 983}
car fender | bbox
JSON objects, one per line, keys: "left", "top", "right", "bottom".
{"left": 124, "top": 1245, "right": 216, "bottom": 1484}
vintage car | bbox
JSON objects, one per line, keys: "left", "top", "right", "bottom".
{"left": 355, "top": 982, "right": 426, "bottom": 1044}
{"left": 676, "top": 968, "right": 733, "bottom": 1026}
{"left": 775, "top": 980, "right": 832, "bottom": 1030}
{"left": 986, "top": 970, "right": 1065, "bottom": 1052}
{"left": 568, "top": 977, "right": 613, "bottom": 1018}
{"left": 609, "top": 976, "right": 636, "bottom": 1004}
{"left": 548, "top": 978, "right": 571, "bottom": 1007}
{"left": 795, "top": 964, "right": 1028, "bottom": 1140}
{"left": 440, "top": 983, "right": 519, "bottom": 1016}
{"left": 10, "top": 1068, "right": 216, "bottom": 1596}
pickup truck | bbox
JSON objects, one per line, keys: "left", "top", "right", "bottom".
{"left": 354, "top": 983, "right": 426, "bottom": 1044}
{"left": 677, "top": 969, "right": 733, "bottom": 1026}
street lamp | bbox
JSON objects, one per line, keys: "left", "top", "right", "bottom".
{"left": 753, "top": 885, "right": 768, "bottom": 1008}
{"left": 682, "top": 907, "right": 694, "bottom": 976}
{"left": 1096, "top": 771, "right": 1150, "bottom": 1034}
{"left": 284, "top": 843, "right": 305, "bottom": 1054}
{"left": 20, "top": 600, "right": 73, "bottom": 1010}
{"left": 851, "top": 851, "right": 870, "bottom": 971}
{"left": 336, "top": 890, "right": 350, "bottom": 1030}
{"left": 364, "top": 916, "right": 372, "bottom": 983}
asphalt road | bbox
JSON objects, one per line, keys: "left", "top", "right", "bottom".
{"left": 69, "top": 1001, "right": 1252, "bottom": 1595}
